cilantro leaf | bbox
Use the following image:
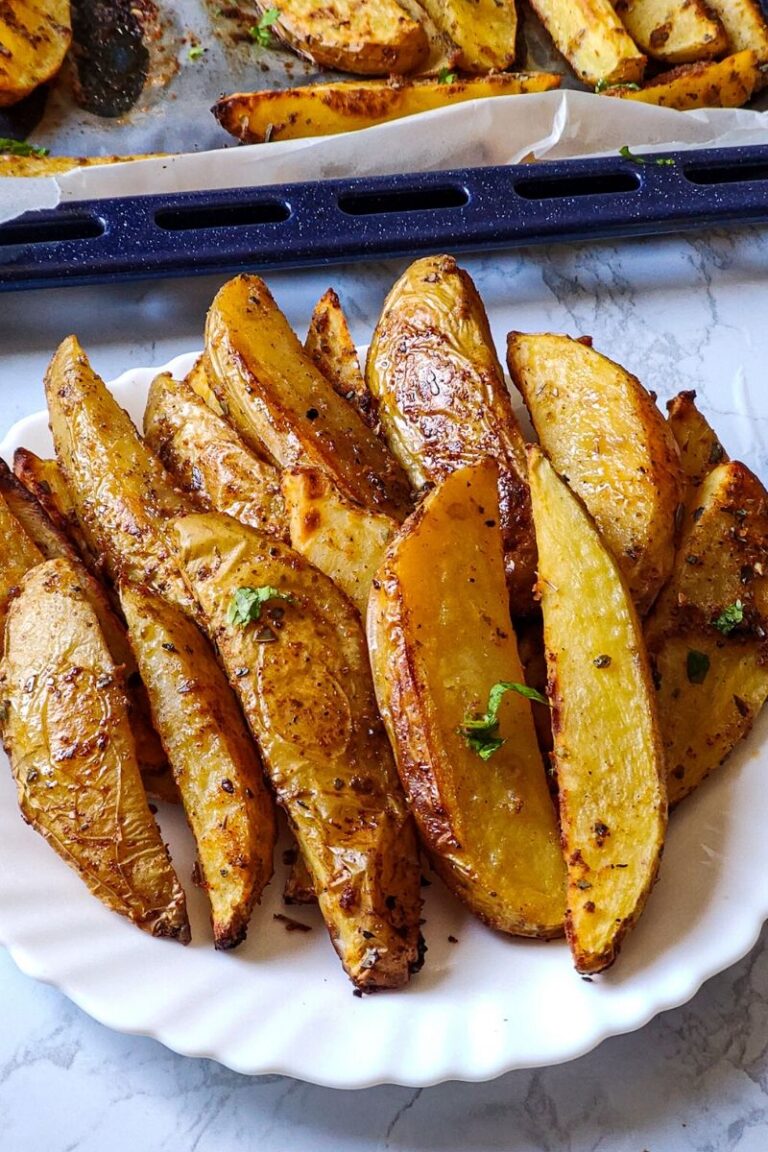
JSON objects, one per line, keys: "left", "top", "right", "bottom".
{"left": 0, "top": 138, "right": 50, "bottom": 158}
{"left": 188, "top": 44, "right": 205, "bottom": 60}
{"left": 619, "top": 145, "right": 675, "bottom": 167}
{"left": 460, "top": 680, "right": 548, "bottom": 760}
{"left": 686, "top": 649, "right": 710, "bottom": 684}
{"left": 438, "top": 67, "right": 458, "bottom": 84}
{"left": 250, "top": 7, "right": 280, "bottom": 46}
{"left": 714, "top": 600, "right": 744, "bottom": 635}
{"left": 227, "top": 585, "right": 295, "bottom": 627}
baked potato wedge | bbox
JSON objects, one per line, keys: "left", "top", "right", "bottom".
{"left": 45, "top": 336, "right": 197, "bottom": 618}
{"left": 703, "top": 0, "right": 768, "bottom": 60}
{"left": 614, "top": 0, "right": 726, "bottom": 63}
{"left": 144, "top": 372, "right": 287, "bottom": 540}
{"left": 508, "top": 332, "right": 683, "bottom": 614}
{"left": 183, "top": 354, "right": 226, "bottom": 417}
{"left": 606, "top": 49, "right": 762, "bottom": 107}
{"left": 173, "top": 512, "right": 422, "bottom": 989}
{"left": 0, "top": 0, "right": 71, "bottom": 107}
{"left": 0, "top": 559, "right": 189, "bottom": 942}
{"left": 527, "top": 0, "right": 646, "bottom": 85}
{"left": 205, "top": 275, "right": 412, "bottom": 521}
{"left": 393, "top": 0, "right": 459, "bottom": 74}
{"left": 418, "top": 0, "right": 517, "bottom": 72}
{"left": 13, "top": 448, "right": 95, "bottom": 568}
{"left": 258, "top": 0, "right": 428, "bottom": 75}
{"left": 305, "top": 288, "right": 376, "bottom": 430}
{"left": 213, "top": 72, "right": 562, "bottom": 144}
{"left": 120, "top": 583, "right": 276, "bottom": 949}
{"left": 667, "top": 390, "right": 728, "bottom": 501}
{"left": 368, "top": 460, "right": 566, "bottom": 937}
{"left": 528, "top": 448, "right": 667, "bottom": 974}
{"left": 367, "top": 255, "right": 537, "bottom": 612}
{"left": 645, "top": 461, "right": 768, "bottom": 806}
{"left": 281, "top": 468, "right": 397, "bottom": 618}
{"left": 0, "top": 489, "right": 42, "bottom": 641}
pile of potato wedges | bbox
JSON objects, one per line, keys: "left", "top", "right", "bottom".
{"left": 1, "top": 255, "right": 767, "bottom": 989}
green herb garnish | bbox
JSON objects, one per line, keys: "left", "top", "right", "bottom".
{"left": 595, "top": 80, "right": 641, "bottom": 93}
{"left": 619, "top": 145, "right": 675, "bottom": 167}
{"left": 460, "top": 680, "right": 548, "bottom": 761}
{"left": 0, "top": 138, "right": 49, "bottom": 158}
{"left": 714, "top": 600, "right": 744, "bottom": 635}
{"left": 250, "top": 8, "right": 280, "bottom": 46}
{"left": 188, "top": 44, "right": 205, "bottom": 60}
{"left": 686, "top": 649, "right": 710, "bottom": 684}
{"left": 438, "top": 67, "right": 458, "bottom": 84}
{"left": 227, "top": 585, "right": 295, "bottom": 627}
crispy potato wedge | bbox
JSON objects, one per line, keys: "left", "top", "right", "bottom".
{"left": 703, "top": 0, "right": 768, "bottom": 60}
{"left": 205, "top": 275, "right": 412, "bottom": 521}
{"left": 173, "top": 512, "right": 422, "bottom": 989}
{"left": 527, "top": 0, "right": 646, "bottom": 85}
{"left": 45, "top": 336, "right": 197, "bottom": 617}
{"left": 260, "top": 0, "right": 428, "bottom": 75}
{"left": 213, "top": 72, "right": 562, "bottom": 144}
{"left": 368, "top": 461, "right": 566, "bottom": 937}
{"left": 282, "top": 467, "right": 396, "bottom": 618}
{"left": 667, "top": 390, "right": 729, "bottom": 502}
{"left": 418, "top": 0, "right": 517, "bottom": 71}
{"left": 13, "top": 448, "right": 95, "bottom": 567}
{"left": 528, "top": 448, "right": 667, "bottom": 974}
{"left": 0, "top": 153, "right": 164, "bottom": 177}
{"left": 144, "top": 372, "right": 287, "bottom": 540}
{"left": 0, "top": 489, "right": 42, "bottom": 641}
{"left": 614, "top": 0, "right": 726, "bottom": 63}
{"left": 305, "top": 289, "right": 376, "bottom": 430}
{"left": 284, "top": 849, "right": 317, "bottom": 905}
{"left": 508, "top": 332, "right": 683, "bottom": 614}
{"left": 607, "top": 49, "right": 761, "bottom": 107}
{"left": 394, "top": 0, "right": 459, "bottom": 74}
{"left": 120, "top": 584, "right": 276, "bottom": 949}
{"left": 183, "top": 353, "right": 226, "bottom": 417}
{"left": 0, "top": 559, "right": 189, "bottom": 941}
{"left": 368, "top": 255, "right": 537, "bottom": 611}
{"left": 0, "top": 0, "right": 71, "bottom": 107}
{"left": 645, "top": 461, "right": 768, "bottom": 806}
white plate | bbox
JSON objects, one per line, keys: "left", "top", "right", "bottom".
{"left": 1, "top": 351, "right": 768, "bottom": 1089}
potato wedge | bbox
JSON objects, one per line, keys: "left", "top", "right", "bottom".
{"left": 259, "top": 0, "right": 428, "bottom": 75}
{"left": 173, "top": 512, "right": 422, "bottom": 989}
{"left": 667, "top": 390, "right": 728, "bottom": 501}
{"left": 528, "top": 448, "right": 667, "bottom": 974}
{"left": 368, "top": 461, "right": 566, "bottom": 937}
{"left": 418, "top": 0, "right": 517, "bottom": 72}
{"left": 508, "top": 332, "right": 683, "bottom": 614}
{"left": 606, "top": 49, "right": 761, "bottom": 108}
{"left": 120, "top": 584, "right": 276, "bottom": 949}
{"left": 614, "top": 0, "right": 726, "bottom": 63}
{"left": 13, "top": 448, "right": 96, "bottom": 568}
{"left": 394, "top": 0, "right": 459, "bottom": 74}
{"left": 0, "top": 559, "right": 189, "bottom": 941}
{"left": 645, "top": 461, "right": 768, "bottom": 806}
{"left": 144, "top": 372, "right": 287, "bottom": 540}
{"left": 305, "top": 289, "right": 376, "bottom": 430}
{"left": 0, "top": 489, "right": 42, "bottom": 642}
{"left": 282, "top": 468, "right": 396, "bottom": 618}
{"left": 183, "top": 353, "right": 226, "bottom": 417}
{"left": 205, "top": 275, "right": 412, "bottom": 521}
{"left": 213, "top": 72, "right": 562, "bottom": 144}
{"left": 367, "top": 255, "right": 537, "bottom": 611}
{"left": 703, "top": 0, "right": 768, "bottom": 60}
{"left": 527, "top": 0, "right": 645, "bottom": 85}
{"left": 45, "top": 336, "right": 197, "bottom": 617}
{"left": 0, "top": 0, "right": 71, "bottom": 107}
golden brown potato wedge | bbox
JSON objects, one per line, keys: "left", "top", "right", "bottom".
{"left": 0, "top": 0, "right": 71, "bottom": 107}
{"left": 13, "top": 448, "right": 95, "bottom": 568}
{"left": 0, "top": 153, "right": 164, "bottom": 177}
{"left": 213, "top": 72, "right": 562, "bottom": 144}
{"left": 120, "top": 583, "right": 276, "bottom": 949}
{"left": 703, "top": 0, "right": 768, "bottom": 60}
{"left": 528, "top": 448, "right": 667, "bottom": 974}
{"left": 144, "top": 372, "right": 288, "bottom": 540}
{"left": 393, "top": 0, "right": 459, "bottom": 74}
{"left": 173, "top": 512, "right": 422, "bottom": 989}
{"left": 645, "top": 461, "right": 768, "bottom": 806}
{"left": 527, "top": 0, "right": 646, "bottom": 85}
{"left": 667, "top": 390, "right": 729, "bottom": 502}
{"left": 305, "top": 288, "right": 376, "bottom": 430}
{"left": 0, "top": 559, "right": 189, "bottom": 941}
{"left": 183, "top": 353, "right": 226, "bottom": 418}
{"left": 205, "top": 275, "right": 412, "bottom": 521}
{"left": 281, "top": 467, "right": 397, "bottom": 619}
{"left": 614, "top": 0, "right": 726, "bottom": 63}
{"left": 418, "top": 0, "right": 518, "bottom": 71}
{"left": 508, "top": 332, "right": 683, "bottom": 614}
{"left": 368, "top": 255, "right": 537, "bottom": 611}
{"left": 45, "top": 336, "right": 197, "bottom": 617}
{"left": 259, "top": 0, "right": 428, "bottom": 75}
{"left": 0, "top": 489, "right": 42, "bottom": 642}
{"left": 368, "top": 461, "right": 566, "bottom": 937}
{"left": 606, "top": 49, "right": 761, "bottom": 107}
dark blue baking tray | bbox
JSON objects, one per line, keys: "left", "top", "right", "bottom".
{"left": 2, "top": 144, "right": 768, "bottom": 291}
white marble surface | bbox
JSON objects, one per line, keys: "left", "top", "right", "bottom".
{"left": 2, "top": 237, "right": 768, "bottom": 1148}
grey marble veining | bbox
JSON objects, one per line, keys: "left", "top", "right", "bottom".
{"left": 2, "top": 232, "right": 768, "bottom": 1151}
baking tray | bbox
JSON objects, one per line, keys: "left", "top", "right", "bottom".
{"left": 2, "top": 144, "right": 768, "bottom": 291}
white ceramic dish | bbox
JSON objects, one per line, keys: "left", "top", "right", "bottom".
{"left": 1, "top": 350, "right": 767, "bottom": 1089}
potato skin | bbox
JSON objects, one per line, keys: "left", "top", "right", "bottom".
{"left": 0, "top": 559, "right": 189, "bottom": 941}
{"left": 173, "top": 512, "right": 422, "bottom": 989}
{"left": 368, "top": 460, "right": 566, "bottom": 938}
{"left": 667, "top": 390, "right": 728, "bottom": 497}
{"left": 526, "top": 0, "right": 646, "bottom": 85}
{"left": 0, "top": 0, "right": 71, "bottom": 107}
{"left": 13, "top": 448, "right": 96, "bottom": 570}
{"left": 607, "top": 49, "right": 761, "bottom": 108}
{"left": 304, "top": 289, "right": 375, "bottom": 430}
{"left": 367, "top": 255, "right": 537, "bottom": 613}
{"left": 120, "top": 584, "right": 276, "bottom": 949}
{"left": 0, "top": 488, "right": 42, "bottom": 642}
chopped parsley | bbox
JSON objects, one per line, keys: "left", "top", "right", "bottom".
{"left": 0, "top": 138, "right": 49, "bottom": 158}
{"left": 686, "top": 649, "right": 710, "bottom": 684}
{"left": 188, "top": 44, "right": 205, "bottom": 60}
{"left": 250, "top": 8, "right": 280, "bottom": 46}
{"left": 714, "top": 600, "right": 744, "bottom": 635}
{"left": 227, "top": 585, "right": 295, "bottom": 627}
{"left": 438, "top": 67, "right": 458, "bottom": 84}
{"left": 595, "top": 80, "right": 641, "bottom": 93}
{"left": 460, "top": 680, "right": 548, "bottom": 761}
{"left": 619, "top": 145, "right": 675, "bottom": 167}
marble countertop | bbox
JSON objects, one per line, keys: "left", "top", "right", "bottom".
{"left": 2, "top": 236, "right": 768, "bottom": 1150}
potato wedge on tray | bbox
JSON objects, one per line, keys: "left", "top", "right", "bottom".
{"left": 367, "top": 255, "right": 537, "bottom": 612}
{"left": 0, "top": 488, "right": 43, "bottom": 641}
{"left": 0, "top": 0, "right": 71, "bottom": 107}
{"left": 173, "top": 512, "right": 422, "bottom": 989}
{"left": 13, "top": 448, "right": 96, "bottom": 569}
{"left": 667, "top": 390, "right": 729, "bottom": 500}
{"left": 703, "top": 0, "right": 768, "bottom": 59}
{"left": 508, "top": 332, "right": 683, "bottom": 614}
{"left": 368, "top": 460, "right": 566, "bottom": 938}
{"left": 0, "top": 559, "right": 190, "bottom": 942}
{"left": 606, "top": 48, "right": 763, "bottom": 107}
{"left": 614, "top": 0, "right": 727, "bottom": 64}
{"left": 528, "top": 448, "right": 667, "bottom": 974}
{"left": 305, "top": 289, "right": 375, "bottom": 430}
{"left": 417, "top": 0, "right": 518, "bottom": 72}
{"left": 120, "top": 584, "right": 276, "bottom": 949}
{"left": 526, "top": 0, "right": 646, "bottom": 86}
{"left": 183, "top": 354, "right": 226, "bottom": 418}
